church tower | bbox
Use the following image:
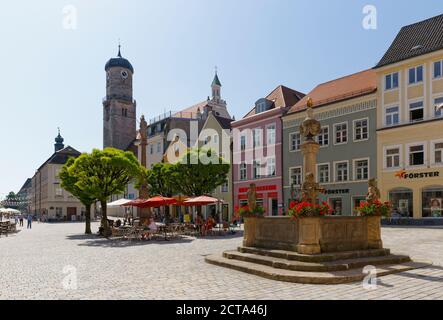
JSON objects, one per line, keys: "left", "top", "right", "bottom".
{"left": 54, "top": 128, "right": 65, "bottom": 152}
{"left": 211, "top": 70, "right": 222, "bottom": 103}
{"left": 103, "top": 45, "right": 136, "bottom": 150}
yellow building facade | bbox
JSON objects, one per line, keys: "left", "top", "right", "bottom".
{"left": 375, "top": 16, "right": 443, "bottom": 219}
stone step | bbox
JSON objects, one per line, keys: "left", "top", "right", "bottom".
{"left": 205, "top": 254, "right": 430, "bottom": 285}
{"left": 224, "top": 251, "right": 411, "bottom": 272}
{"left": 238, "top": 246, "right": 391, "bottom": 263}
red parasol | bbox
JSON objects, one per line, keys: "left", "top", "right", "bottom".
{"left": 183, "top": 196, "right": 222, "bottom": 206}
{"left": 143, "top": 196, "right": 177, "bottom": 207}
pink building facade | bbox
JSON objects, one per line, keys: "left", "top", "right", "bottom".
{"left": 232, "top": 86, "right": 304, "bottom": 216}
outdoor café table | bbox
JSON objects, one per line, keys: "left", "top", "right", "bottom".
{"left": 156, "top": 223, "right": 168, "bottom": 241}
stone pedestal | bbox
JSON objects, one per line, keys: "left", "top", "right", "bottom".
{"left": 366, "top": 216, "right": 383, "bottom": 249}
{"left": 297, "top": 217, "right": 321, "bottom": 254}
{"left": 243, "top": 217, "right": 258, "bottom": 248}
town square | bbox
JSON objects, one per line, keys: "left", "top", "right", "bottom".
{"left": 1, "top": 0, "right": 443, "bottom": 305}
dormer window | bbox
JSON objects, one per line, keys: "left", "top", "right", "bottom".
{"left": 256, "top": 102, "right": 267, "bottom": 114}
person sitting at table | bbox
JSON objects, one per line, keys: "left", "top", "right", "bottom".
{"left": 141, "top": 218, "right": 158, "bottom": 240}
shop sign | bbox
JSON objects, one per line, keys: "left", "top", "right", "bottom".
{"left": 238, "top": 185, "right": 277, "bottom": 193}
{"left": 324, "top": 189, "right": 350, "bottom": 195}
{"left": 395, "top": 170, "right": 440, "bottom": 180}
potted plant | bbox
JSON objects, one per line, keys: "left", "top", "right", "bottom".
{"left": 235, "top": 205, "right": 265, "bottom": 219}
{"left": 356, "top": 200, "right": 392, "bottom": 217}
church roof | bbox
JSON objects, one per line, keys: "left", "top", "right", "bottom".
{"left": 105, "top": 47, "right": 134, "bottom": 73}
{"left": 37, "top": 146, "right": 81, "bottom": 171}
{"left": 212, "top": 73, "right": 222, "bottom": 86}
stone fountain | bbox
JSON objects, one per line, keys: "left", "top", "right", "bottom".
{"left": 206, "top": 98, "right": 429, "bottom": 284}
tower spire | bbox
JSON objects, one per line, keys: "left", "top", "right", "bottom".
{"left": 117, "top": 39, "right": 122, "bottom": 58}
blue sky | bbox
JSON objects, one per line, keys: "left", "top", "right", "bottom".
{"left": 0, "top": 0, "right": 441, "bottom": 197}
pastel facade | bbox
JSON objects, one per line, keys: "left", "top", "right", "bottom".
{"left": 232, "top": 86, "right": 304, "bottom": 216}
{"left": 282, "top": 70, "right": 377, "bottom": 215}
{"left": 375, "top": 14, "right": 443, "bottom": 219}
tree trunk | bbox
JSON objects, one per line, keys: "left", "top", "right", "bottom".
{"left": 85, "top": 204, "right": 92, "bottom": 235}
{"left": 100, "top": 200, "right": 111, "bottom": 237}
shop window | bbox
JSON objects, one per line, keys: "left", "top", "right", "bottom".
{"left": 317, "top": 126, "right": 329, "bottom": 147}
{"left": 239, "top": 200, "right": 248, "bottom": 207}
{"left": 409, "top": 101, "right": 424, "bottom": 123}
{"left": 385, "top": 147, "right": 401, "bottom": 169}
{"left": 389, "top": 189, "right": 413, "bottom": 218}
{"left": 354, "top": 119, "right": 369, "bottom": 141}
{"left": 329, "top": 198, "right": 343, "bottom": 216}
{"left": 422, "top": 187, "right": 443, "bottom": 218}
{"left": 409, "top": 144, "right": 425, "bottom": 166}
{"left": 385, "top": 106, "right": 400, "bottom": 126}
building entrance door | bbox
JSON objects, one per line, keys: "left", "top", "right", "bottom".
{"left": 67, "top": 207, "right": 77, "bottom": 221}
{"left": 269, "top": 198, "right": 278, "bottom": 216}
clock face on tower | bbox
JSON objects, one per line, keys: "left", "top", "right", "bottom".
{"left": 121, "top": 70, "right": 128, "bottom": 79}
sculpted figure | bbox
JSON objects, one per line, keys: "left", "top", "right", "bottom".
{"left": 299, "top": 98, "right": 321, "bottom": 141}
{"left": 366, "top": 178, "right": 381, "bottom": 205}
{"left": 301, "top": 172, "right": 321, "bottom": 205}
{"left": 247, "top": 183, "right": 257, "bottom": 212}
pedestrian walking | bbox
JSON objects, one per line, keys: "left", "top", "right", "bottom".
{"left": 27, "top": 214, "right": 33, "bottom": 229}
{"left": 19, "top": 214, "right": 24, "bottom": 227}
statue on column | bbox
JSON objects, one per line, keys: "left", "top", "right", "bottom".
{"left": 300, "top": 98, "right": 321, "bottom": 142}
{"left": 247, "top": 183, "right": 257, "bottom": 212}
{"left": 366, "top": 178, "right": 381, "bottom": 205}
{"left": 301, "top": 172, "right": 323, "bottom": 206}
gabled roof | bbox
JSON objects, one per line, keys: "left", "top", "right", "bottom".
{"left": 244, "top": 85, "right": 305, "bottom": 118}
{"left": 375, "top": 13, "right": 443, "bottom": 68}
{"left": 213, "top": 114, "right": 234, "bottom": 129}
{"left": 17, "top": 178, "right": 32, "bottom": 194}
{"left": 37, "top": 146, "right": 81, "bottom": 171}
{"left": 288, "top": 69, "right": 376, "bottom": 114}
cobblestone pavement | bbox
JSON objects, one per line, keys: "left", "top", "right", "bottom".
{"left": 1, "top": 221, "right": 443, "bottom": 300}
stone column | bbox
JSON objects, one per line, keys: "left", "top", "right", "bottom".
{"left": 301, "top": 141, "right": 320, "bottom": 182}
{"left": 138, "top": 115, "right": 151, "bottom": 223}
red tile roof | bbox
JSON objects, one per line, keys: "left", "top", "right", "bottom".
{"left": 244, "top": 85, "right": 305, "bottom": 118}
{"left": 288, "top": 69, "right": 377, "bottom": 114}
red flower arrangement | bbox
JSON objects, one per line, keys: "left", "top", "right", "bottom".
{"left": 356, "top": 200, "right": 392, "bottom": 217}
{"left": 235, "top": 205, "right": 265, "bottom": 218}
{"left": 288, "top": 200, "right": 333, "bottom": 219}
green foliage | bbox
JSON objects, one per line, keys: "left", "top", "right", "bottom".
{"left": 173, "top": 148, "right": 230, "bottom": 196}
{"left": 69, "top": 148, "right": 144, "bottom": 202}
{"left": 144, "top": 163, "right": 178, "bottom": 197}
{"left": 59, "top": 158, "right": 96, "bottom": 207}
